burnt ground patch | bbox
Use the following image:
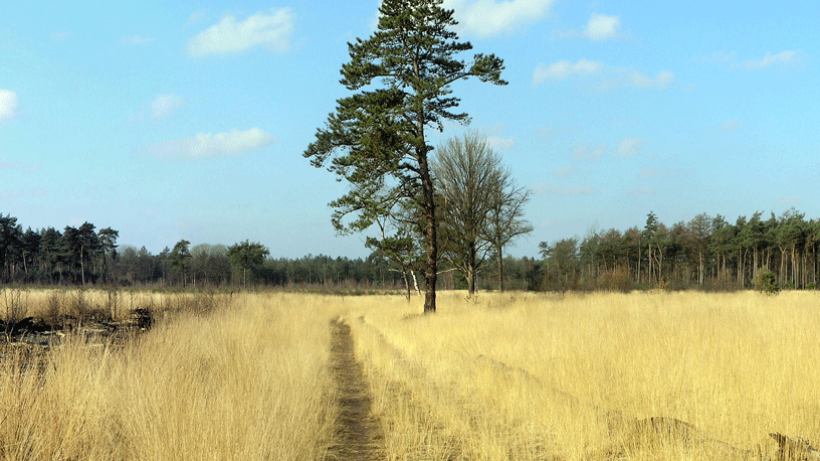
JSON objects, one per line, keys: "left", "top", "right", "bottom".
{"left": 0, "top": 307, "right": 154, "bottom": 359}
{"left": 327, "top": 318, "right": 385, "bottom": 461}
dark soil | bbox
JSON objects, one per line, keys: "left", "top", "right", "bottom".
{"left": 0, "top": 308, "right": 154, "bottom": 358}
{"left": 327, "top": 318, "right": 385, "bottom": 460}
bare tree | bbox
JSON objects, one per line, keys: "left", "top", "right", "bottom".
{"left": 484, "top": 177, "right": 532, "bottom": 292}
{"left": 433, "top": 132, "right": 497, "bottom": 294}
{"left": 434, "top": 131, "right": 530, "bottom": 294}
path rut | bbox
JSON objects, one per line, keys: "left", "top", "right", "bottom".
{"left": 327, "top": 318, "right": 385, "bottom": 460}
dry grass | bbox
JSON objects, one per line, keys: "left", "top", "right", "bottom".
{"left": 344, "top": 291, "right": 820, "bottom": 460}
{"left": 1, "top": 290, "right": 818, "bottom": 460}
{"left": 2, "top": 288, "right": 228, "bottom": 322}
{"left": 0, "top": 291, "right": 341, "bottom": 461}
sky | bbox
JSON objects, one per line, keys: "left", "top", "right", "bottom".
{"left": 1, "top": 0, "right": 819, "bottom": 259}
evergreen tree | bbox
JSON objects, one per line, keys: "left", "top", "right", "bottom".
{"left": 169, "top": 240, "right": 191, "bottom": 287}
{"left": 228, "top": 240, "right": 270, "bottom": 289}
{"left": 304, "top": 0, "right": 506, "bottom": 313}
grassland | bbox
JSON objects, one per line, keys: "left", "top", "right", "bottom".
{"left": 1, "top": 289, "right": 818, "bottom": 460}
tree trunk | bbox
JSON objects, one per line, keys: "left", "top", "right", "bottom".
{"left": 466, "top": 241, "right": 477, "bottom": 296}
{"left": 419, "top": 148, "right": 437, "bottom": 314}
{"left": 80, "top": 245, "right": 86, "bottom": 286}
{"left": 402, "top": 268, "right": 411, "bottom": 301}
{"left": 497, "top": 245, "right": 505, "bottom": 292}
{"left": 779, "top": 247, "right": 787, "bottom": 286}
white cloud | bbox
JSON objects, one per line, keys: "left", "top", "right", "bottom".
{"left": 585, "top": 14, "right": 620, "bottom": 40}
{"left": 533, "top": 59, "right": 603, "bottom": 83}
{"left": 737, "top": 50, "right": 802, "bottom": 70}
{"left": 0, "top": 89, "right": 18, "bottom": 121}
{"left": 617, "top": 69, "right": 674, "bottom": 89}
{"left": 532, "top": 183, "right": 595, "bottom": 197}
{"left": 148, "top": 128, "right": 274, "bottom": 159}
{"left": 188, "top": 8, "right": 295, "bottom": 56}
{"left": 121, "top": 35, "right": 155, "bottom": 45}
{"left": 444, "top": 0, "right": 556, "bottom": 38}
{"left": 487, "top": 135, "right": 515, "bottom": 150}
{"left": 552, "top": 165, "right": 577, "bottom": 177}
{"left": 151, "top": 94, "right": 184, "bottom": 119}
{"left": 534, "top": 60, "right": 674, "bottom": 90}
{"left": 616, "top": 137, "right": 643, "bottom": 158}
{"left": 573, "top": 143, "right": 607, "bottom": 162}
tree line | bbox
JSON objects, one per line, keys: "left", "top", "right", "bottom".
{"left": 0, "top": 215, "right": 411, "bottom": 289}
{"left": 0, "top": 215, "right": 119, "bottom": 285}
{"left": 0, "top": 210, "right": 535, "bottom": 291}
{"left": 7, "top": 207, "right": 820, "bottom": 293}
{"left": 536, "top": 209, "right": 820, "bottom": 292}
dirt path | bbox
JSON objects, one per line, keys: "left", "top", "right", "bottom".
{"left": 327, "top": 318, "right": 385, "bottom": 460}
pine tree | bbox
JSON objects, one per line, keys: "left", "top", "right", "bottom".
{"left": 305, "top": 0, "right": 506, "bottom": 313}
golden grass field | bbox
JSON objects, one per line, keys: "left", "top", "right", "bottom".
{"left": 1, "top": 289, "right": 818, "bottom": 460}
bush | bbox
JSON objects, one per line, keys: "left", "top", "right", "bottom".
{"left": 753, "top": 270, "right": 779, "bottom": 295}
{"left": 595, "top": 268, "right": 634, "bottom": 293}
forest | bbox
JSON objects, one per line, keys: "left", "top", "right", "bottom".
{"left": 0, "top": 207, "right": 816, "bottom": 293}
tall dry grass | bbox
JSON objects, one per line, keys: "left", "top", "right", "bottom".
{"left": 0, "top": 292, "right": 341, "bottom": 461}
{"left": 2, "top": 289, "right": 818, "bottom": 460}
{"left": 344, "top": 290, "right": 820, "bottom": 460}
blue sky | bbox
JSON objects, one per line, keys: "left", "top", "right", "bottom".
{"left": 1, "top": 1, "right": 818, "bottom": 259}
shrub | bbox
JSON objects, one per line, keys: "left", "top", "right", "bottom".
{"left": 753, "top": 270, "right": 779, "bottom": 295}
{"left": 595, "top": 268, "right": 634, "bottom": 293}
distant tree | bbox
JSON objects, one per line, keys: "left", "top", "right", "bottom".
{"left": 485, "top": 179, "right": 532, "bottom": 292}
{"left": 0, "top": 214, "right": 22, "bottom": 282}
{"left": 709, "top": 215, "right": 734, "bottom": 284}
{"left": 63, "top": 222, "right": 99, "bottom": 285}
{"left": 642, "top": 212, "right": 660, "bottom": 285}
{"left": 191, "top": 244, "right": 231, "bottom": 287}
{"left": 685, "top": 213, "right": 712, "bottom": 285}
{"left": 539, "top": 238, "right": 579, "bottom": 291}
{"left": 117, "top": 245, "right": 138, "bottom": 284}
{"left": 304, "top": 0, "right": 507, "bottom": 313}
{"left": 97, "top": 227, "right": 119, "bottom": 284}
{"left": 741, "top": 211, "right": 766, "bottom": 279}
{"left": 157, "top": 246, "right": 171, "bottom": 285}
{"left": 433, "top": 131, "right": 532, "bottom": 294}
{"left": 40, "top": 227, "right": 63, "bottom": 283}
{"left": 777, "top": 208, "right": 806, "bottom": 288}
{"left": 169, "top": 240, "right": 192, "bottom": 287}
{"left": 228, "top": 240, "right": 270, "bottom": 289}
{"left": 21, "top": 227, "right": 40, "bottom": 280}
{"left": 433, "top": 132, "right": 498, "bottom": 295}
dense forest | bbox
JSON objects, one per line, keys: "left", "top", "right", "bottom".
{"left": 537, "top": 209, "right": 819, "bottom": 292}
{"left": 0, "top": 208, "right": 817, "bottom": 292}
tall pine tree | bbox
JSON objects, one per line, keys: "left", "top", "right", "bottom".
{"left": 305, "top": 0, "right": 506, "bottom": 313}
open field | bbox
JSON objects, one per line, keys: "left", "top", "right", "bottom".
{"left": 1, "top": 289, "right": 819, "bottom": 460}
